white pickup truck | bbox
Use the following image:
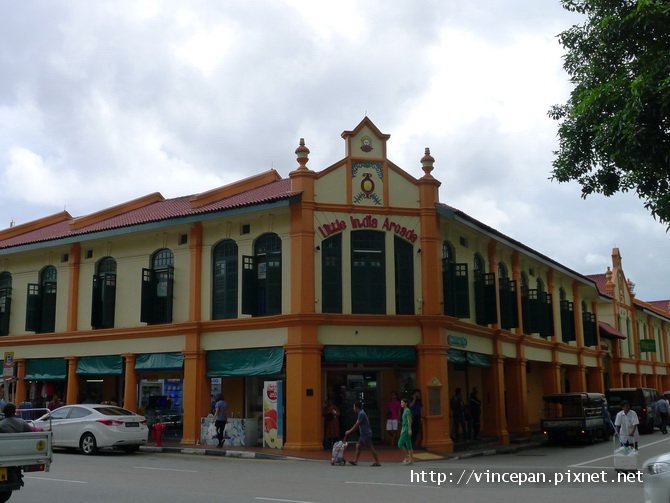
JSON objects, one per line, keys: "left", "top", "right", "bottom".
{"left": 0, "top": 431, "right": 53, "bottom": 502}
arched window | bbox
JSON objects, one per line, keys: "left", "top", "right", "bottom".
{"left": 26, "top": 266, "right": 57, "bottom": 333}
{"left": 351, "top": 230, "right": 386, "bottom": 314}
{"left": 321, "top": 234, "right": 342, "bottom": 313}
{"left": 473, "top": 254, "right": 485, "bottom": 277}
{"left": 442, "top": 241, "right": 469, "bottom": 318}
{"left": 92, "top": 257, "right": 117, "bottom": 329}
{"left": 141, "top": 249, "right": 174, "bottom": 324}
{"left": 242, "top": 233, "right": 282, "bottom": 316}
{"left": 212, "top": 240, "right": 238, "bottom": 319}
{"left": 498, "top": 262, "right": 508, "bottom": 280}
{"left": 0, "top": 272, "right": 12, "bottom": 336}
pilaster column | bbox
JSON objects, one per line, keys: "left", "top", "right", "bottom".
{"left": 67, "top": 243, "right": 81, "bottom": 331}
{"left": 482, "top": 353, "right": 509, "bottom": 444}
{"left": 567, "top": 365, "right": 587, "bottom": 392}
{"left": 65, "top": 356, "right": 79, "bottom": 404}
{"left": 188, "top": 222, "right": 203, "bottom": 321}
{"left": 504, "top": 357, "right": 529, "bottom": 434}
{"left": 417, "top": 322, "right": 452, "bottom": 451}
{"left": 586, "top": 366, "right": 604, "bottom": 393}
{"left": 15, "top": 358, "right": 26, "bottom": 403}
{"left": 122, "top": 354, "right": 137, "bottom": 412}
{"left": 283, "top": 324, "right": 322, "bottom": 450}
{"left": 182, "top": 346, "right": 208, "bottom": 445}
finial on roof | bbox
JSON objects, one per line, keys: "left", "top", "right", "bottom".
{"left": 421, "top": 147, "right": 435, "bottom": 177}
{"left": 605, "top": 266, "right": 614, "bottom": 294}
{"left": 295, "top": 138, "right": 310, "bottom": 170}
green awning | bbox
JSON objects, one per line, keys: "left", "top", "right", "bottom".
{"left": 206, "top": 347, "right": 284, "bottom": 377}
{"left": 24, "top": 358, "right": 67, "bottom": 381}
{"left": 135, "top": 353, "right": 184, "bottom": 371}
{"left": 323, "top": 346, "right": 416, "bottom": 363}
{"left": 76, "top": 355, "right": 123, "bottom": 375}
{"left": 447, "top": 349, "right": 491, "bottom": 368}
{"left": 447, "top": 349, "right": 467, "bottom": 364}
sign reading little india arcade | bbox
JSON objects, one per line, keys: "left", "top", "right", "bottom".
{"left": 317, "top": 214, "right": 419, "bottom": 243}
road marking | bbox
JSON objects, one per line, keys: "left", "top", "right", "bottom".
{"left": 133, "top": 466, "right": 198, "bottom": 473}
{"left": 24, "top": 476, "right": 87, "bottom": 484}
{"left": 345, "top": 481, "right": 439, "bottom": 489}
{"left": 255, "top": 498, "right": 316, "bottom": 503}
{"left": 570, "top": 436, "right": 670, "bottom": 467}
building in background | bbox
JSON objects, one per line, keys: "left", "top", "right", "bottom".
{"left": 0, "top": 117, "right": 668, "bottom": 451}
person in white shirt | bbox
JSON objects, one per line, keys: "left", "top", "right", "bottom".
{"left": 615, "top": 400, "right": 640, "bottom": 450}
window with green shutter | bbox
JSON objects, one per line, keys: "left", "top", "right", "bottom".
{"left": 322, "top": 234, "right": 342, "bottom": 313}
{"left": 0, "top": 272, "right": 11, "bottom": 336}
{"left": 351, "top": 230, "right": 386, "bottom": 314}
{"left": 394, "top": 236, "right": 414, "bottom": 315}
{"left": 92, "top": 257, "right": 117, "bottom": 329}
{"left": 560, "top": 300, "right": 576, "bottom": 342}
{"left": 141, "top": 249, "right": 174, "bottom": 324}
{"left": 212, "top": 240, "right": 238, "bottom": 319}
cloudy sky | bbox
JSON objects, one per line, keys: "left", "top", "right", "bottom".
{"left": 1, "top": 1, "right": 667, "bottom": 301}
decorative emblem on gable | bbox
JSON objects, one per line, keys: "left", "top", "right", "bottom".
{"left": 360, "top": 135, "right": 373, "bottom": 152}
{"left": 352, "top": 162, "right": 383, "bottom": 206}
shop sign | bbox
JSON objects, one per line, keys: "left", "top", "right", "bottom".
{"left": 447, "top": 335, "right": 467, "bottom": 348}
{"left": 639, "top": 339, "right": 656, "bottom": 352}
{"left": 317, "top": 214, "right": 418, "bottom": 243}
{"left": 263, "top": 380, "right": 284, "bottom": 449}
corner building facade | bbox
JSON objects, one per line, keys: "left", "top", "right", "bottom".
{"left": 1, "top": 117, "right": 669, "bottom": 452}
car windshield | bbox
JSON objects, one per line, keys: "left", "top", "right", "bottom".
{"left": 92, "top": 407, "right": 134, "bottom": 416}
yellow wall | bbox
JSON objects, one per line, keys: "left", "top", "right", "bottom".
{"left": 318, "top": 325, "right": 421, "bottom": 346}
{"left": 315, "top": 164, "right": 347, "bottom": 204}
{"left": 387, "top": 169, "right": 419, "bottom": 208}
{"left": 10, "top": 335, "right": 186, "bottom": 358}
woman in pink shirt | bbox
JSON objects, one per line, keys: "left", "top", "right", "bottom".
{"left": 386, "top": 391, "right": 401, "bottom": 445}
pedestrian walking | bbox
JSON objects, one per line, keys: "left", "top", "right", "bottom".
{"left": 344, "top": 401, "right": 381, "bottom": 467}
{"left": 213, "top": 393, "right": 228, "bottom": 448}
{"left": 615, "top": 400, "right": 640, "bottom": 450}
{"left": 656, "top": 395, "right": 670, "bottom": 434}
{"left": 398, "top": 397, "right": 413, "bottom": 464}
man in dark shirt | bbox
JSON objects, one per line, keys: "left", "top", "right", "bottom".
{"left": 0, "top": 403, "right": 33, "bottom": 433}
{"left": 344, "top": 401, "right": 381, "bottom": 466}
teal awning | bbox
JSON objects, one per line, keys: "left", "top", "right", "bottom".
{"left": 448, "top": 349, "right": 491, "bottom": 368}
{"left": 76, "top": 355, "right": 123, "bottom": 375}
{"left": 207, "top": 347, "right": 284, "bottom": 377}
{"left": 323, "top": 346, "right": 416, "bottom": 364}
{"left": 135, "top": 353, "right": 184, "bottom": 371}
{"left": 447, "top": 349, "right": 467, "bottom": 364}
{"left": 24, "top": 358, "right": 67, "bottom": 381}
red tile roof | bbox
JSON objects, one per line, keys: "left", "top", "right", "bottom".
{"left": 648, "top": 300, "right": 670, "bottom": 315}
{"left": 0, "top": 178, "right": 299, "bottom": 250}
{"left": 586, "top": 274, "right": 608, "bottom": 295}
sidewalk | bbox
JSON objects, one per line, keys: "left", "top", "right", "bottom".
{"left": 140, "top": 434, "right": 545, "bottom": 463}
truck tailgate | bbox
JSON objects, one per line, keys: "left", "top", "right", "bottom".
{"left": 0, "top": 432, "right": 53, "bottom": 470}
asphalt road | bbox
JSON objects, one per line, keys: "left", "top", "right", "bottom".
{"left": 11, "top": 433, "right": 670, "bottom": 503}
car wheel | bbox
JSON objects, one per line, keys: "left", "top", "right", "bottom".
{"left": 120, "top": 445, "right": 140, "bottom": 453}
{"left": 80, "top": 432, "right": 98, "bottom": 455}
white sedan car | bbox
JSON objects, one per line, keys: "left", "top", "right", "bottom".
{"left": 32, "top": 404, "right": 148, "bottom": 455}
{"left": 643, "top": 452, "right": 670, "bottom": 503}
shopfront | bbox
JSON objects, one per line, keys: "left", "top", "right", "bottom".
{"left": 23, "top": 358, "right": 67, "bottom": 410}
{"left": 76, "top": 355, "right": 123, "bottom": 404}
{"left": 322, "top": 346, "right": 416, "bottom": 443}
{"left": 206, "top": 347, "right": 284, "bottom": 446}
{"left": 135, "top": 352, "right": 184, "bottom": 440}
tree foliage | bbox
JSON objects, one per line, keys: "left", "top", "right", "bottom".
{"left": 549, "top": 0, "right": 670, "bottom": 225}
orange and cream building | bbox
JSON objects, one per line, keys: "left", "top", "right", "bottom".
{"left": 1, "top": 117, "right": 669, "bottom": 452}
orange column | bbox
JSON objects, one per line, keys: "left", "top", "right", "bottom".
{"left": 543, "top": 362, "right": 561, "bottom": 395}
{"left": 586, "top": 367, "right": 604, "bottom": 393}
{"left": 417, "top": 323, "right": 452, "bottom": 451}
{"left": 15, "top": 358, "right": 26, "bottom": 403}
{"left": 182, "top": 338, "right": 209, "bottom": 445}
{"left": 482, "top": 352, "right": 509, "bottom": 444}
{"left": 284, "top": 324, "right": 322, "bottom": 451}
{"left": 504, "top": 357, "right": 529, "bottom": 435}
{"left": 567, "top": 365, "right": 587, "bottom": 392}
{"left": 188, "top": 222, "right": 203, "bottom": 321}
{"left": 65, "top": 356, "right": 79, "bottom": 404}
{"left": 67, "top": 242, "right": 81, "bottom": 331}
{"left": 123, "top": 354, "right": 137, "bottom": 412}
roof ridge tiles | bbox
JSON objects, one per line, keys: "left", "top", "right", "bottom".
{"left": 69, "top": 192, "right": 165, "bottom": 230}
{"left": 189, "top": 169, "right": 283, "bottom": 209}
{"left": 0, "top": 210, "right": 72, "bottom": 241}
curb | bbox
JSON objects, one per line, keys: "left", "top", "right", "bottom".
{"left": 140, "top": 445, "right": 291, "bottom": 460}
